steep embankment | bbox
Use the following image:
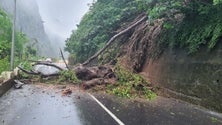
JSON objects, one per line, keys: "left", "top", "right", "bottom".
{"left": 117, "top": 17, "right": 222, "bottom": 112}
{"left": 115, "top": 2, "right": 222, "bottom": 112}
{"left": 66, "top": 0, "right": 222, "bottom": 112}
{"left": 0, "top": 0, "right": 56, "bottom": 57}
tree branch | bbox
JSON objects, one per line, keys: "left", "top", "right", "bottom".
{"left": 18, "top": 66, "right": 60, "bottom": 77}
{"left": 33, "top": 62, "right": 64, "bottom": 71}
{"left": 18, "top": 66, "right": 40, "bottom": 75}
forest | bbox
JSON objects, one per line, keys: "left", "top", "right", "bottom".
{"left": 65, "top": 0, "right": 222, "bottom": 63}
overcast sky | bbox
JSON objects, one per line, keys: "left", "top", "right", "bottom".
{"left": 36, "top": 0, "right": 93, "bottom": 40}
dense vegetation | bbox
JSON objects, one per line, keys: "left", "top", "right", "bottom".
{"left": 65, "top": 0, "right": 150, "bottom": 63}
{"left": 107, "top": 63, "right": 156, "bottom": 99}
{"left": 0, "top": 8, "right": 30, "bottom": 73}
{"left": 153, "top": 0, "right": 222, "bottom": 54}
{"left": 65, "top": 0, "right": 222, "bottom": 63}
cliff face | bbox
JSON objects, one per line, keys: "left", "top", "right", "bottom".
{"left": 0, "top": 0, "right": 56, "bottom": 57}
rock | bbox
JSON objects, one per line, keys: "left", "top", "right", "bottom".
{"left": 0, "top": 71, "right": 14, "bottom": 82}
{"left": 62, "top": 88, "right": 72, "bottom": 96}
{"left": 14, "top": 80, "right": 24, "bottom": 89}
{"left": 13, "top": 67, "right": 19, "bottom": 76}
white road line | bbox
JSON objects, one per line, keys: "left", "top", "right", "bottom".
{"left": 88, "top": 93, "right": 125, "bottom": 125}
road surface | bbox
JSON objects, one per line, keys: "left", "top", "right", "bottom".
{"left": 0, "top": 84, "right": 222, "bottom": 125}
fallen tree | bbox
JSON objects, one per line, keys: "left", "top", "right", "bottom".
{"left": 18, "top": 65, "right": 60, "bottom": 77}
{"left": 18, "top": 15, "right": 147, "bottom": 89}
{"left": 82, "top": 15, "right": 147, "bottom": 66}
{"left": 18, "top": 61, "right": 117, "bottom": 89}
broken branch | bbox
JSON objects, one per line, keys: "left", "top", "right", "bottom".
{"left": 18, "top": 66, "right": 40, "bottom": 75}
{"left": 33, "top": 62, "right": 64, "bottom": 71}
{"left": 18, "top": 66, "right": 60, "bottom": 77}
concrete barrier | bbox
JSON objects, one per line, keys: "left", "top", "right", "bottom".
{"left": 0, "top": 79, "right": 14, "bottom": 97}
{"left": 142, "top": 43, "right": 222, "bottom": 112}
{"left": 0, "top": 69, "right": 18, "bottom": 97}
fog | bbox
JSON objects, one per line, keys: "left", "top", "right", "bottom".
{"left": 36, "top": 0, "right": 93, "bottom": 40}
{"left": 0, "top": 0, "right": 93, "bottom": 58}
{"left": 36, "top": 0, "right": 93, "bottom": 57}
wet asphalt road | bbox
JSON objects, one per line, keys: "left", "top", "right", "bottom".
{"left": 0, "top": 84, "right": 222, "bottom": 125}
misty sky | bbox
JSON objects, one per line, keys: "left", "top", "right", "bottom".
{"left": 36, "top": 0, "right": 93, "bottom": 40}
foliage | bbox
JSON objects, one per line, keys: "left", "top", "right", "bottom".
{"left": 114, "top": 64, "right": 147, "bottom": 85}
{"left": 138, "top": 0, "right": 222, "bottom": 56}
{"left": 98, "top": 43, "right": 120, "bottom": 64}
{"left": 68, "top": 54, "right": 76, "bottom": 65}
{"left": 0, "top": 57, "right": 10, "bottom": 74}
{"left": 148, "top": 0, "right": 183, "bottom": 20}
{"left": 59, "top": 70, "right": 81, "bottom": 84}
{"left": 18, "top": 61, "right": 34, "bottom": 79}
{"left": 65, "top": 0, "right": 222, "bottom": 64}
{"left": 24, "top": 45, "right": 37, "bottom": 58}
{"left": 65, "top": 0, "right": 146, "bottom": 63}
{"left": 107, "top": 64, "right": 156, "bottom": 100}
{"left": 0, "top": 9, "right": 12, "bottom": 59}
{"left": 0, "top": 8, "right": 30, "bottom": 73}
{"left": 20, "top": 61, "right": 32, "bottom": 71}
{"left": 211, "top": 117, "right": 219, "bottom": 123}
{"left": 214, "top": 0, "right": 222, "bottom": 5}
{"left": 156, "top": 1, "right": 222, "bottom": 54}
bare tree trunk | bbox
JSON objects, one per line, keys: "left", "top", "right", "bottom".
{"left": 82, "top": 15, "right": 147, "bottom": 66}
{"left": 60, "top": 48, "right": 70, "bottom": 70}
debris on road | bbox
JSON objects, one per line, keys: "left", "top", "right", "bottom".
{"left": 14, "top": 80, "right": 24, "bottom": 89}
{"left": 74, "top": 65, "right": 116, "bottom": 81}
{"left": 62, "top": 88, "right": 72, "bottom": 96}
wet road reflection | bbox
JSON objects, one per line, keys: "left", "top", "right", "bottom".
{"left": 0, "top": 84, "right": 222, "bottom": 125}
{"left": 0, "top": 85, "right": 83, "bottom": 125}
{"left": 0, "top": 84, "right": 116, "bottom": 125}
{"left": 93, "top": 93, "right": 222, "bottom": 125}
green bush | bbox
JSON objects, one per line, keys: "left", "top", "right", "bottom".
{"left": 0, "top": 57, "right": 10, "bottom": 74}
{"left": 107, "top": 64, "right": 156, "bottom": 100}
{"left": 59, "top": 70, "right": 81, "bottom": 84}
{"left": 148, "top": 0, "right": 222, "bottom": 55}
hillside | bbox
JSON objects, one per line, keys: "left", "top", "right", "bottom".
{"left": 66, "top": 0, "right": 222, "bottom": 112}
{"left": 0, "top": 0, "right": 56, "bottom": 57}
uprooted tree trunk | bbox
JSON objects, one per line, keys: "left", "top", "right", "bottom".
{"left": 74, "top": 65, "right": 116, "bottom": 80}
{"left": 18, "top": 61, "right": 117, "bottom": 89}
{"left": 82, "top": 15, "right": 147, "bottom": 66}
